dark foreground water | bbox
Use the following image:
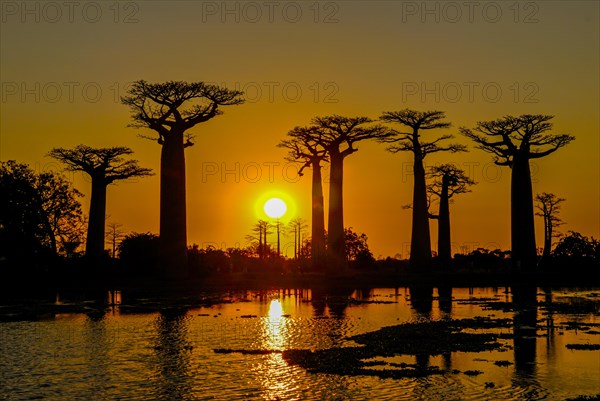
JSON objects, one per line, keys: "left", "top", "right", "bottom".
{"left": 1, "top": 287, "right": 599, "bottom": 401}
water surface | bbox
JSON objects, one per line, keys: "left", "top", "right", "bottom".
{"left": 1, "top": 287, "right": 599, "bottom": 400}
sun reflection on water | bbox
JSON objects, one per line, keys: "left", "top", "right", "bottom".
{"left": 268, "top": 299, "right": 283, "bottom": 320}
{"left": 255, "top": 298, "right": 298, "bottom": 400}
{"left": 265, "top": 299, "right": 286, "bottom": 349}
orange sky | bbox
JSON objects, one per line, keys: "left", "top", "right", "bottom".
{"left": 1, "top": 1, "right": 598, "bottom": 258}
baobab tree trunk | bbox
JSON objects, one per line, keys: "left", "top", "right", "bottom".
{"left": 327, "top": 152, "right": 346, "bottom": 271}
{"left": 437, "top": 176, "right": 451, "bottom": 267}
{"left": 511, "top": 156, "right": 537, "bottom": 270}
{"left": 411, "top": 155, "right": 432, "bottom": 268}
{"left": 160, "top": 132, "right": 188, "bottom": 278}
{"left": 311, "top": 161, "right": 326, "bottom": 269}
{"left": 86, "top": 177, "right": 107, "bottom": 261}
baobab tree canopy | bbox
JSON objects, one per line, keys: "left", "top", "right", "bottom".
{"left": 380, "top": 109, "right": 466, "bottom": 157}
{"left": 121, "top": 80, "right": 244, "bottom": 144}
{"left": 428, "top": 164, "right": 475, "bottom": 199}
{"left": 459, "top": 114, "right": 574, "bottom": 166}
{"left": 279, "top": 126, "right": 329, "bottom": 176}
{"left": 310, "top": 115, "right": 391, "bottom": 152}
{"left": 48, "top": 145, "right": 153, "bottom": 184}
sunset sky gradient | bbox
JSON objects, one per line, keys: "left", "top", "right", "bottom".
{"left": 1, "top": 1, "right": 598, "bottom": 258}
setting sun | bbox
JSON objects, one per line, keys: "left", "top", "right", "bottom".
{"left": 264, "top": 198, "right": 287, "bottom": 219}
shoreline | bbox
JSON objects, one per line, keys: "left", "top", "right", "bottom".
{"left": 2, "top": 270, "right": 599, "bottom": 295}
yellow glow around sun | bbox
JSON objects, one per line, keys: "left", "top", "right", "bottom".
{"left": 264, "top": 198, "right": 287, "bottom": 218}
{"left": 253, "top": 191, "right": 297, "bottom": 221}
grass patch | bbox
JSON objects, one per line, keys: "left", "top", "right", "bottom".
{"left": 280, "top": 317, "right": 511, "bottom": 379}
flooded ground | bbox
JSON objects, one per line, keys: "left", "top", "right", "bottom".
{"left": 1, "top": 287, "right": 599, "bottom": 400}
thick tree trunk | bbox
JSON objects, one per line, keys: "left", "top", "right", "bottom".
{"left": 511, "top": 156, "right": 537, "bottom": 270}
{"left": 160, "top": 132, "right": 188, "bottom": 278}
{"left": 86, "top": 177, "right": 107, "bottom": 261}
{"left": 411, "top": 155, "right": 432, "bottom": 268}
{"left": 311, "top": 161, "right": 326, "bottom": 269}
{"left": 327, "top": 152, "right": 346, "bottom": 271}
{"left": 437, "top": 176, "right": 451, "bottom": 267}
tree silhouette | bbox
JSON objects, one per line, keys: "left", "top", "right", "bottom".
{"left": 105, "top": 221, "right": 125, "bottom": 259}
{"left": 535, "top": 192, "right": 565, "bottom": 259}
{"left": 344, "top": 227, "right": 374, "bottom": 265}
{"left": 49, "top": 145, "right": 152, "bottom": 261}
{"left": 553, "top": 231, "right": 599, "bottom": 259}
{"left": 287, "top": 217, "right": 308, "bottom": 260}
{"left": 117, "top": 232, "right": 160, "bottom": 274}
{"left": 0, "top": 161, "right": 83, "bottom": 264}
{"left": 278, "top": 129, "right": 328, "bottom": 267}
{"left": 246, "top": 220, "right": 272, "bottom": 259}
{"left": 460, "top": 115, "right": 574, "bottom": 269}
{"left": 427, "top": 164, "right": 475, "bottom": 267}
{"left": 380, "top": 109, "right": 466, "bottom": 268}
{"left": 121, "top": 80, "right": 244, "bottom": 277}
{"left": 308, "top": 115, "right": 392, "bottom": 271}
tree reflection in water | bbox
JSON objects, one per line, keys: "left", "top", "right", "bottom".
{"left": 511, "top": 286, "right": 545, "bottom": 398}
{"left": 152, "top": 309, "right": 193, "bottom": 401}
{"left": 409, "top": 286, "right": 434, "bottom": 372}
{"left": 84, "top": 310, "right": 110, "bottom": 398}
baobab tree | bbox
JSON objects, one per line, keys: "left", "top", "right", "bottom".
{"left": 105, "top": 221, "right": 125, "bottom": 259}
{"left": 379, "top": 109, "right": 465, "bottom": 268}
{"left": 246, "top": 220, "right": 272, "bottom": 259}
{"left": 309, "top": 115, "right": 392, "bottom": 271}
{"left": 535, "top": 192, "right": 565, "bottom": 259}
{"left": 287, "top": 217, "right": 308, "bottom": 260}
{"left": 278, "top": 128, "right": 328, "bottom": 267}
{"left": 427, "top": 164, "right": 476, "bottom": 267}
{"left": 460, "top": 115, "right": 574, "bottom": 269}
{"left": 121, "top": 80, "right": 244, "bottom": 277}
{"left": 49, "top": 145, "right": 152, "bottom": 261}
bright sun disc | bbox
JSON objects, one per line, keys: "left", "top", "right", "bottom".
{"left": 264, "top": 198, "right": 287, "bottom": 218}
